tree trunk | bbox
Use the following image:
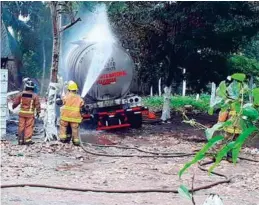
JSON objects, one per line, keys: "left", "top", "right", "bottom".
{"left": 50, "top": 2, "right": 60, "bottom": 83}
{"left": 40, "top": 41, "right": 46, "bottom": 96}
{"left": 44, "top": 2, "right": 81, "bottom": 141}
{"left": 44, "top": 2, "right": 61, "bottom": 141}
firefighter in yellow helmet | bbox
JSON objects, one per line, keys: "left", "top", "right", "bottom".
{"left": 56, "top": 81, "right": 84, "bottom": 146}
{"left": 218, "top": 104, "right": 242, "bottom": 162}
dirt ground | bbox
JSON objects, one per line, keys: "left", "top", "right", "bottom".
{"left": 1, "top": 114, "right": 259, "bottom": 205}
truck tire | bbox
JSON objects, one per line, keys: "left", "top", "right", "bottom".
{"left": 128, "top": 113, "right": 142, "bottom": 129}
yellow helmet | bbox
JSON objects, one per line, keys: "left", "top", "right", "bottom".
{"left": 67, "top": 80, "right": 78, "bottom": 91}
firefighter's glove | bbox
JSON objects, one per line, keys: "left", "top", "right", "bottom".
{"left": 56, "top": 98, "right": 63, "bottom": 106}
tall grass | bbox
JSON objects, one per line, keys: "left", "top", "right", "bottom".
{"left": 143, "top": 94, "right": 210, "bottom": 112}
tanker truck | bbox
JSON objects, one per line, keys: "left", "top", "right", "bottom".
{"left": 64, "top": 41, "right": 149, "bottom": 130}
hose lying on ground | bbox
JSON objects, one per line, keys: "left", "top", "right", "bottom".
{"left": 84, "top": 142, "right": 192, "bottom": 156}
{"left": 0, "top": 179, "right": 230, "bottom": 193}
{"left": 83, "top": 142, "right": 259, "bottom": 162}
{"left": 80, "top": 143, "right": 195, "bottom": 158}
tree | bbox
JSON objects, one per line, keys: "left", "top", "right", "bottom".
{"left": 228, "top": 55, "right": 259, "bottom": 78}
{"left": 108, "top": 2, "right": 259, "bottom": 93}
{"left": 44, "top": 1, "right": 81, "bottom": 141}
{"left": 243, "top": 34, "right": 259, "bottom": 61}
{"left": 2, "top": 1, "right": 53, "bottom": 89}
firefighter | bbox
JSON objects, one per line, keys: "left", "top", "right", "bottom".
{"left": 12, "top": 79, "right": 41, "bottom": 145}
{"left": 218, "top": 107, "right": 242, "bottom": 162}
{"left": 56, "top": 81, "right": 84, "bottom": 146}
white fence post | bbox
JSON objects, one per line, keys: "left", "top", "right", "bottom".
{"left": 182, "top": 68, "right": 186, "bottom": 97}
{"left": 150, "top": 86, "right": 153, "bottom": 97}
{"left": 158, "top": 78, "right": 162, "bottom": 96}
{"left": 210, "top": 82, "right": 216, "bottom": 107}
{"left": 196, "top": 94, "right": 200, "bottom": 101}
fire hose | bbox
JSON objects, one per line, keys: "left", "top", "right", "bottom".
{"left": 80, "top": 142, "right": 196, "bottom": 158}
{"left": 1, "top": 159, "right": 230, "bottom": 193}
{"left": 2, "top": 143, "right": 258, "bottom": 193}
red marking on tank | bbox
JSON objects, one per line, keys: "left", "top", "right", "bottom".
{"left": 97, "top": 70, "right": 127, "bottom": 85}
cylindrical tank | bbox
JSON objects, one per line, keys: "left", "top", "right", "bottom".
{"left": 66, "top": 41, "right": 135, "bottom": 102}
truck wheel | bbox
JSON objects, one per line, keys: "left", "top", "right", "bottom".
{"left": 80, "top": 119, "right": 96, "bottom": 130}
{"left": 128, "top": 113, "right": 142, "bottom": 129}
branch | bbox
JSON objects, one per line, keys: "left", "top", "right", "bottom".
{"left": 60, "top": 17, "right": 81, "bottom": 32}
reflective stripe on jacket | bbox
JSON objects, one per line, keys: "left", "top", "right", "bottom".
{"left": 218, "top": 110, "right": 242, "bottom": 134}
{"left": 60, "top": 92, "right": 84, "bottom": 123}
{"left": 12, "top": 91, "right": 41, "bottom": 117}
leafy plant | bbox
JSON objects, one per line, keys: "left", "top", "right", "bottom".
{"left": 179, "top": 73, "right": 259, "bottom": 176}
{"left": 178, "top": 73, "right": 259, "bottom": 204}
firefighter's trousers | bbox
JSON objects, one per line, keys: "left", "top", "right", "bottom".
{"left": 18, "top": 116, "right": 35, "bottom": 143}
{"left": 59, "top": 120, "right": 80, "bottom": 145}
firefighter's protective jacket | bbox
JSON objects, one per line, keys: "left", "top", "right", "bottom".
{"left": 218, "top": 110, "right": 242, "bottom": 134}
{"left": 60, "top": 92, "right": 84, "bottom": 123}
{"left": 12, "top": 91, "right": 41, "bottom": 117}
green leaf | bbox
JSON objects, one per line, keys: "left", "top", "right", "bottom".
{"left": 205, "top": 122, "right": 224, "bottom": 140}
{"left": 231, "top": 73, "right": 246, "bottom": 82}
{"left": 227, "top": 81, "right": 241, "bottom": 99}
{"left": 179, "top": 135, "right": 224, "bottom": 177}
{"left": 209, "top": 141, "right": 236, "bottom": 173}
{"left": 208, "top": 107, "right": 214, "bottom": 115}
{"left": 242, "top": 105, "right": 259, "bottom": 121}
{"left": 232, "top": 126, "right": 258, "bottom": 164}
{"left": 223, "top": 120, "right": 232, "bottom": 127}
{"left": 210, "top": 96, "right": 223, "bottom": 107}
{"left": 252, "top": 88, "right": 259, "bottom": 106}
{"left": 178, "top": 185, "right": 192, "bottom": 200}
{"left": 231, "top": 101, "right": 241, "bottom": 113}
{"left": 216, "top": 81, "right": 227, "bottom": 98}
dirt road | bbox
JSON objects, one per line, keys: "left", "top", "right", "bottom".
{"left": 1, "top": 116, "right": 259, "bottom": 205}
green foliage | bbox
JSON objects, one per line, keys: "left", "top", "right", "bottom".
{"left": 178, "top": 185, "right": 192, "bottom": 200}
{"left": 228, "top": 55, "right": 259, "bottom": 77}
{"left": 205, "top": 122, "right": 224, "bottom": 140}
{"left": 21, "top": 50, "right": 42, "bottom": 78}
{"left": 243, "top": 34, "right": 259, "bottom": 61}
{"left": 231, "top": 73, "right": 246, "bottom": 82}
{"left": 208, "top": 141, "right": 236, "bottom": 173}
{"left": 179, "top": 135, "right": 224, "bottom": 177}
{"left": 252, "top": 88, "right": 259, "bottom": 106}
{"left": 143, "top": 95, "right": 210, "bottom": 112}
{"left": 109, "top": 2, "right": 259, "bottom": 90}
{"left": 2, "top": 2, "right": 52, "bottom": 81}
{"left": 232, "top": 126, "right": 258, "bottom": 164}
{"left": 180, "top": 73, "right": 259, "bottom": 177}
{"left": 242, "top": 104, "right": 259, "bottom": 121}
{"left": 217, "top": 81, "right": 227, "bottom": 99}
